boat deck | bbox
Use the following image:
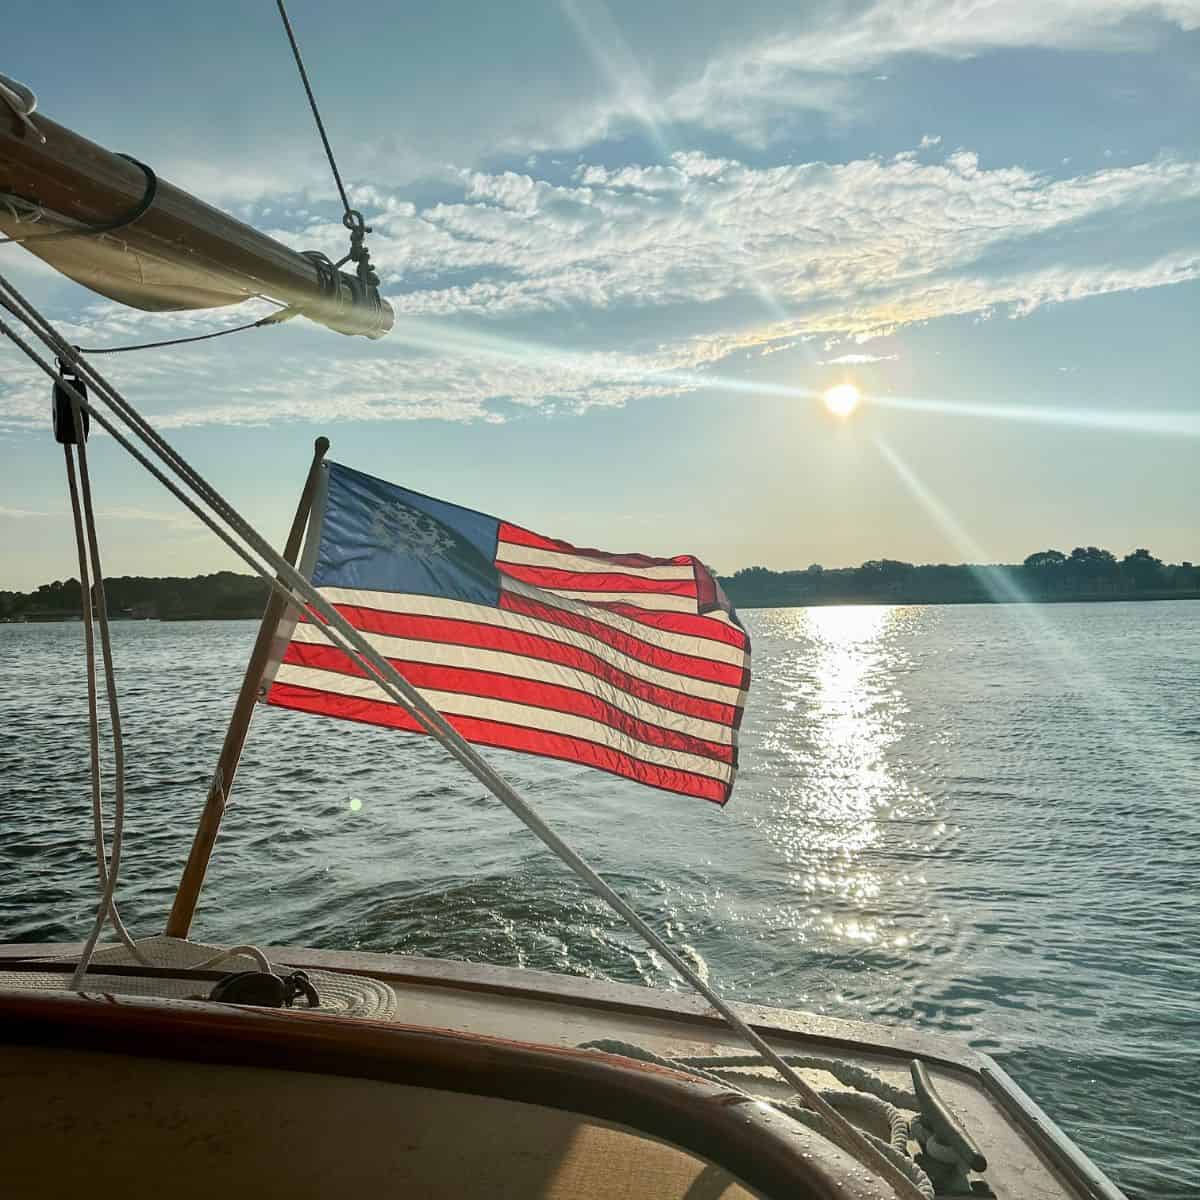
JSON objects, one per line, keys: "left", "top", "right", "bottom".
{"left": 0, "top": 942, "right": 1123, "bottom": 1200}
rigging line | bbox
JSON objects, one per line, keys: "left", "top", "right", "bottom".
{"left": 62, "top": 445, "right": 146, "bottom": 961}
{"left": 16, "top": 307, "right": 484, "bottom": 804}
{"left": 65, "top": 401, "right": 134, "bottom": 990}
{"left": 0, "top": 156, "right": 158, "bottom": 246}
{"left": 275, "top": 0, "right": 352, "bottom": 218}
{"left": 76, "top": 307, "right": 298, "bottom": 355}
{"left": 0, "top": 278, "right": 926, "bottom": 1200}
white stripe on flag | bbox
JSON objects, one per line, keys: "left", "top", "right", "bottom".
{"left": 273, "top": 663, "right": 734, "bottom": 783}
{"left": 289, "top": 621, "right": 733, "bottom": 744}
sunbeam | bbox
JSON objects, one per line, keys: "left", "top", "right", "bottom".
{"left": 558, "top": 0, "right": 793, "bottom": 327}
{"left": 384, "top": 318, "right": 1197, "bottom": 438}
{"left": 872, "top": 435, "right": 1027, "bottom": 603}
{"left": 873, "top": 394, "right": 1200, "bottom": 438}
{"left": 385, "top": 316, "right": 824, "bottom": 403}
{"left": 872, "top": 432, "right": 1182, "bottom": 802}
{"left": 559, "top": 0, "right": 671, "bottom": 160}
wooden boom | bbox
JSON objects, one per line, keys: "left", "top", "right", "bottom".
{"left": 0, "top": 97, "right": 393, "bottom": 339}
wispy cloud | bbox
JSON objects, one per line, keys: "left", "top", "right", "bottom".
{"left": 0, "top": 502, "right": 201, "bottom": 527}
{"left": 639, "top": 0, "right": 1200, "bottom": 145}
{"left": 359, "top": 150, "right": 1200, "bottom": 333}
{"left": 0, "top": 505, "right": 52, "bottom": 519}
{"left": 822, "top": 353, "right": 900, "bottom": 365}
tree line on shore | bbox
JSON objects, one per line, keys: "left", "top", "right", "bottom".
{"left": 2, "top": 547, "right": 1198, "bottom": 621}
{"left": 721, "top": 547, "right": 1200, "bottom": 607}
{"left": 0, "top": 572, "right": 269, "bottom": 621}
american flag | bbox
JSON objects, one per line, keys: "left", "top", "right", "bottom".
{"left": 263, "top": 462, "right": 751, "bottom": 803}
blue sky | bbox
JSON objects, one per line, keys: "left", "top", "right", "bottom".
{"left": 2, "top": 0, "right": 1198, "bottom": 590}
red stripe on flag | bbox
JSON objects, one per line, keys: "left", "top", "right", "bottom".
{"left": 283, "top": 642, "right": 736, "bottom": 764}
{"left": 496, "top": 562, "right": 699, "bottom": 597}
{"left": 605, "top": 602, "right": 750, "bottom": 653}
{"left": 267, "top": 682, "right": 730, "bottom": 804}
{"left": 498, "top": 522, "right": 697, "bottom": 570}
{"left": 316, "top": 605, "right": 739, "bottom": 724}
{"left": 497, "top": 592, "right": 748, "bottom": 688}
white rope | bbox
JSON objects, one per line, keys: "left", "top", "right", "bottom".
{"left": 0, "top": 272, "right": 926, "bottom": 1200}
{"left": 0, "top": 193, "right": 44, "bottom": 228}
{"left": 0, "top": 73, "right": 44, "bottom": 142}
{"left": 66, "top": 398, "right": 143, "bottom": 988}
{"left": 62, "top": 445, "right": 146, "bottom": 964}
{"left": 190, "top": 944, "right": 275, "bottom": 974}
{"left": 674, "top": 1051, "right": 918, "bottom": 1109}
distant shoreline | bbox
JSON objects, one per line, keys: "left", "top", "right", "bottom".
{"left": 4, "top": 554, "right": 1198, "bottom": 621}
{"left": 737, "top": 592, "right": 1200, "bottom": 610}
{"left": 720, "top": 552, "right": 1199, "bottom": 611}
{"left": 5, "top": 592, "right": 1199, "bottom": 624}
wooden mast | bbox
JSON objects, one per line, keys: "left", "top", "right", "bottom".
{"left": 0, "top": 103, "right": 393, "bottom": 339}
{"left": 165, "top": 437, "right": 329, "bottom": 938}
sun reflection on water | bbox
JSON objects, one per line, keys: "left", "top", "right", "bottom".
{"left": 751, "top": 605, "right": 931, "bottom": 953}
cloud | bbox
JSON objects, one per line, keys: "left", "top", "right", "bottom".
{"left": 822, "top": 353, "right": 900, "bottom": 365}
{"left": 645, "top": 0, "right": 1200, "bottom": 145}
{"left": 3, "top": 140, "right": 1198, "bottom": 431}
{"left": 0, "top": 500, "right": 200, "bottom": 528}
{"left": 95, "top": 506, "right": 203, "bottom": 531}
{"left": 0, "top": 299, "right": 704, "bottom": 432}
{"left": 685, "top": 248, "right": 1200, "bottom": 362}
{"left": 355, "top": 150, "right": 1200, "bottom": 332}
{"left": 0, "top": 505, "right": 52, "bottom": 519}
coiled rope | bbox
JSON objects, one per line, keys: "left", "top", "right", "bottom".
{"left": 0, "top": 267, "right": 927, "bottom": 1200}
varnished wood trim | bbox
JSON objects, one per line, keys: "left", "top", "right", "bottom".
{"left": 0, "top": 990, "right": 897, "bottom": 1200}
{"left": 0, "top": 941, "right": 984, "bottom": 1073}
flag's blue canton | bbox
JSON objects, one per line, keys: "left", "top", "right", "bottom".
{"left": 312, "top": 463, "right": 501, "bottom": 606}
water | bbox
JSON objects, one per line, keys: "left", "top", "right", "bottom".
{"left": 1, "top": 602, "right": 1197, "bottom": 1198}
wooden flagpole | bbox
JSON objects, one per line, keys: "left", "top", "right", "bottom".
{"left": 165, "top": 436, "right": 329, "bottom": 938}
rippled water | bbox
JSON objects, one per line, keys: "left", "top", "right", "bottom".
{"left": 2, "top": 603, "right": 1198, "bottom": 1197}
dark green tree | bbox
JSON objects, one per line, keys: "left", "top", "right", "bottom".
{"left": 1024, "top": 549, "right": 1067, "bottom": 570}
{"left": 1121, "top": 548, "right": 1164, "bottom": 590}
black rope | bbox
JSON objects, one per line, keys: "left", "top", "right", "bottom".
{"left": 302, "top": 249, "right": 340, "bottom": 297}
{"left": 275, "top": 0, "right": 352, "bottom": 218}
{"left": 76, "top": 308, "right": 293, "bottom": 355}
{"left": 275, "top": 1, "right": 380, "bottom": 294}
{"left": 0, "top": 155, "right": 158, "bottom": 246}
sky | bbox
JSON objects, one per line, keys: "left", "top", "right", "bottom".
{"left": 2, "top": 0, "right": 1198, "bottom": 591}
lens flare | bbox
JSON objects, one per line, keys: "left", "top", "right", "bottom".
{"left": 823, "top": 384, "right": 862, "bottom": 417}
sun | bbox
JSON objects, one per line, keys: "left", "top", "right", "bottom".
{"left": 823, "top": 384, "right": 862, "bottom": 418}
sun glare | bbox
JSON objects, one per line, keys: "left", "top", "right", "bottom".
{"left": 823, "top": 384, "right": 862, "bottom": 418}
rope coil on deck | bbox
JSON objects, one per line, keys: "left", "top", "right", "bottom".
{"left": 0, "top": 937, "right": 397, "bottom": 1020}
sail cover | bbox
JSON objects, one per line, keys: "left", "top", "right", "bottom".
{"left": 263, "top": 462, "right": 751, "bottom": 803}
